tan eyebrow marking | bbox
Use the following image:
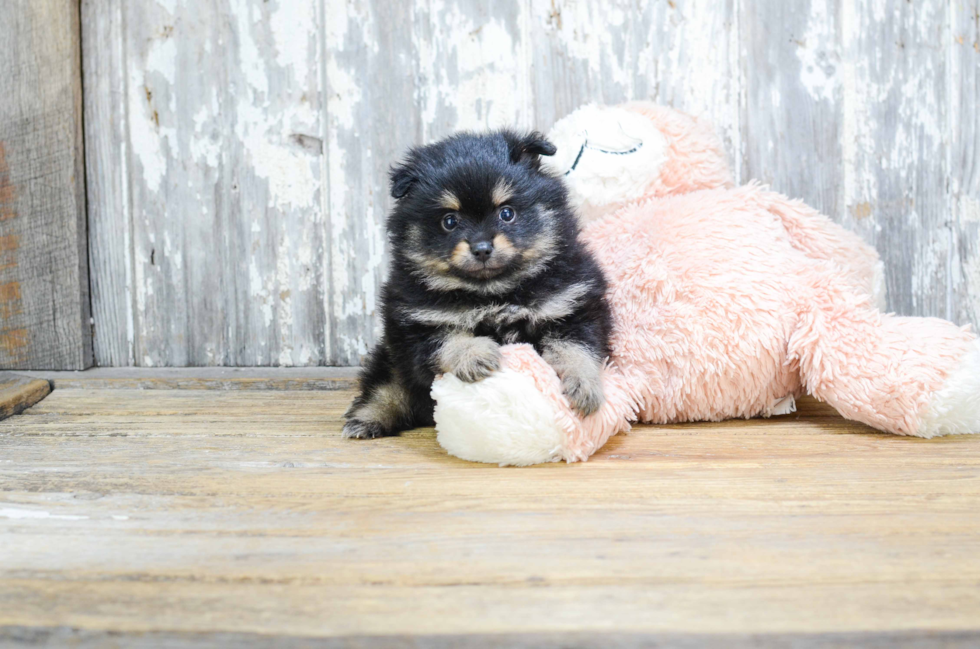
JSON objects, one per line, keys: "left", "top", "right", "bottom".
{"left": 438, "top": 190, "right": 462, "bottom": 211}
{"left": 492, "top": 179, "right": 514, "bottom": 206}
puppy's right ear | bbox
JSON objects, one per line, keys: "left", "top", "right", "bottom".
{"left": 507, "top": 131, "right": 558, "bottom": 165}
{"left": 389, "top": 161, "right": 417, "bottom": 199}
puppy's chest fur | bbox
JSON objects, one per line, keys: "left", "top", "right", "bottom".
{"left": 397, "top": 279, "right": 594, "bottom": 344}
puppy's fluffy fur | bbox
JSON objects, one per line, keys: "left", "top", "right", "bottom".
{"left": 343, "top": 130, "right": 612, "bottom": 439}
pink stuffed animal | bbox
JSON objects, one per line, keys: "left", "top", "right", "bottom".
{"left": 431, "top": 102, "right": 980, "bottom": 466}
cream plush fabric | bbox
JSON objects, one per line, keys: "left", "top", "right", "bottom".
{"left": 433, "top": 102, "right": 980, "bottom": 466}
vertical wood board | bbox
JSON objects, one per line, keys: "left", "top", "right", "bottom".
{"left": 951, "top": 0, "right": 980, "bottom": 328}
{"left": 325, "top": 0, "right": 535, "bottom": 365}
{"left": 0, "top": 0, "right": 92, "bottom": 370}
{"left": 82, "top": 0, "right": 133, "bottom": 367}
{"left": 87, "top": 0, "right": 328, "bottom": 367}
{"left": 324, "top": 0, "right": 418, "bottom": 365}
{"left": 739, "top": 0, "right": 843, "bottom": 216}
{"left": 530, "top": 0, "right": 739, "bottom": 165}
{"left": 83, "top": 0, "right": 980, "bottom": 367}
{"left": 841, "top": 0, "right": 952, "bottom": 318}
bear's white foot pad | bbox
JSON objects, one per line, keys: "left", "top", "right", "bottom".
{"left": 919, "top": 339, "right": 980, "bottom": 437}
{"left": 432, "top": 368, "right": 565, "bottom": 466}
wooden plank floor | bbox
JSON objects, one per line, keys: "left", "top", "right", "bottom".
{"left": 1, "top": 385, "right": 980, "bottom": 646}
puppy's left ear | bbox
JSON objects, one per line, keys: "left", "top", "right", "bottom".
{"left": 389, "top": 160, "right": 418, "bottom": 199}
{"left": 507, "top": 131, "right": 557, "bottom": 166}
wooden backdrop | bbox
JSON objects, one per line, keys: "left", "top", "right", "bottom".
{"left": 1, "top": 0, "right": 91, "bottom": 370}
{"left": 82, "top": 0, "right": 980, "bottom": 367}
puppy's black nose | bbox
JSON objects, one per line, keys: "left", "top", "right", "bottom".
{"left": 470, "top": 240, "right": 494, "bottom": 261}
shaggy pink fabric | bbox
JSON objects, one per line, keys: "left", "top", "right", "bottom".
{"left": 499, "top": 182, "right": 975, "bottom": 461}
{"left": 465, "top": 102, "right": 977, "bottom": 463}
{"left": 626, "top": 102, "right": 734, "bottom": 197}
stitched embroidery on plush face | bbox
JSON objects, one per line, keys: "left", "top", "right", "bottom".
{"left": 563, "top": 131, "right": 645, "bottom": 176}
{"left": 542, "top": 106, "right": 670, "bottom": 225}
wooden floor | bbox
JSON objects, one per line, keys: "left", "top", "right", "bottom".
{"left": 2, "top": 378, "right": 980, "bottom": 647}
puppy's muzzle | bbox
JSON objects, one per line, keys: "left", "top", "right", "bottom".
{"left": 470, "top": 240, "right": 494, "bottom": 261}
{"left": 449, "top": 236, "right": 516, "bottom": 279}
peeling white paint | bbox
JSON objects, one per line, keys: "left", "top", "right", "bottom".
{"left": 133, "top": 242, "right": 150, "bottom": 364}
{"left": 325, "top": 58, "right": 363, "bottom": 131}
{"left": 154, "top": 0, "right": 179, "bottom": 15}
{"left": 798, "top": 0, "right": 839, "bottom": 103}
{"left": 127, "top": 60, "right": 175, "bottom": 194}
{"left": 276, "top": 232, "right": 295, "bottom": 366}
{"left": 959, "top": 196, "right": 980, "bottom": 224}
{"left": 164, "top": 232, "right": 182, "bottom": 271}
{"left": 189, "top": 134, "right": 221, "bottom": 170}
{"left": 145, "top": 33, "right": 177, "bottom": 85}
{"left": 911, "top": 235, "right": 950, "bottom": 299}
{"left": 89, "top": 0, "right": 980, "bottom": 368}
{"left": 963, "top": 252, "right": 980, "bottom": 324}
{"left": 249, "top": 140, "right": 319, "bottom": 209}
{"left": 296, "top": 230, "right": 315, "bottom": 292}
{"left": 416, "top": 2, "right": 531, "bottom": 137}
{"left": 0, "top": 508, "right": 88, "bottom": 521}
{"left": 249, "top": 259, "right": 273, "bottom": 328}
{"left": 269, "top": 0, "right": 314, "bottom": 74}
{"left": 192, "top": 105, "right": 209, "bottom": 131}
{"left": 841, "top": 0, "right": 879, "bottom": 221}
{"left": 229, "top": 0, "right": 269, "bottom": 97}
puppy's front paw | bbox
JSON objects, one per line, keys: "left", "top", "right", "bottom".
{"left": 542, "top": 339, "right": 605, "bottom": 417}
{"left": 439, "top": 335, "right": 501, "bottom": 383}
{"left": 561, "top": 372, "right": 605, "bottom": 417}
{"left": 342, "top": 418, "right": 388, "bottom": 439}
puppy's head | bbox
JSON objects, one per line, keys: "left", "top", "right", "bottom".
{"left": 388, "top": 131, "right": 572, "bottom": 294}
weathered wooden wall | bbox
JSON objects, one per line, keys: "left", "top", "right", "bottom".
{"left": 82, "top": 0, "right": 980, "bottom": 367}
{"left": 0, "top": 0, "right": 92, "bottom": 369}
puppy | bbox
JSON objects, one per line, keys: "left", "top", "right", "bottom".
{"left": 343, "top": 130, "right": 612, "bottom": 439}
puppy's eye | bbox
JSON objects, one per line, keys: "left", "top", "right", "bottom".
{"left": 499, "top": 206, "right": 516, "bottom": 223}
{"left": 441, "top": 213, "right": 459, "bottom": 232}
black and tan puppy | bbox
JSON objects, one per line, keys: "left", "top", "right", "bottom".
{"left": 342, "top": 130, "right": 612, "bottom": 439}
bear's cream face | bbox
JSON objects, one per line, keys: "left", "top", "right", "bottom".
{"left": 542, "top": 104, "right": 668, "bottom": 226}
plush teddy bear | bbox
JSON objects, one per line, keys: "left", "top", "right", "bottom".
{"left": 431, "top": 102, "right": 980, "bottom": 466}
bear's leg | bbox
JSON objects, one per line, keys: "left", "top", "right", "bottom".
{"left": 917, "top": 337, "right": 980, "bottom": 436}
{"left": 789, "top": 280, "right": 978, "bottom": 437}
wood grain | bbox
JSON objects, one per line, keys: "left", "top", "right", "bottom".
{"left": 3, "top": 629, "right": 980, "bottom": 649}
{"left": 951, "top": 0, "right": 980, "bottom": 328}
{"left": 842, "top": 0, "right": 952, "bottom": 318}
{"left": 740, "top": 0, "right": 842, "bottom": 214}
{"left": 531, "top": 0, "right": 739, "bottom": 165}
{"left": 80, "top": 0, "right": 134, "bottom": 367}
{"left": 82, "top": 0, "right": 980, "bottom": 368}
{"left": 0, "top": 0, "right": 92, "bottom": 369}
{"left": 324, "top": 0, "right": 418, "bottom": 365}
{"left": 0, "top": 372, "right": 50, "bottom": 420}
{"left": 2, "top": 388, "right": 980, "bottom": 641}
{"left": 85, "top": 0, "right": 328, "bottom": 367}
{"left": 21, "top": 366, "right": 358, "bottom": 390}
